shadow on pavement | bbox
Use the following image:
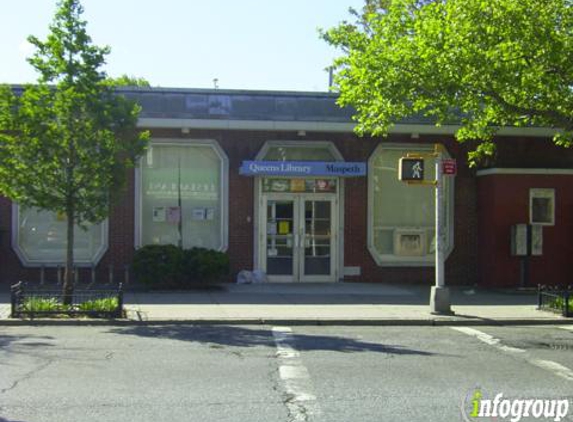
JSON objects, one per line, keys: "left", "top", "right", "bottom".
{"left": 0, "top": 417, "right": 29, "bottom": 422}
{"left": 107, "top": 325, "right": 443, "bottom": 356}
{"left": 0, "top": 335, "right": 55, "bottom": 349}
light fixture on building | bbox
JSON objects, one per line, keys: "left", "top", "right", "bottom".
{"left": 181, "top": 127, "right": 190, "bottom": 134}
{"left": 411, "top": 133, "right": 420, "bottom": 139}
{"left": 297, "top": 130, "right": 306, "bottom": 137}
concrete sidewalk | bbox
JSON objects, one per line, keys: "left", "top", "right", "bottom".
{"left": 120, "top": 283, "right": 569, "bottom": 325}
{"left": 2, "top": 282, "right": 568, "bottom": 326}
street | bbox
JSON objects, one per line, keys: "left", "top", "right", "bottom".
{"left": 1, "top": 325, "right": 572, "bottom": 422}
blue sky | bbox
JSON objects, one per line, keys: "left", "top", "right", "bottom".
{"left": 0, "top": 0, "right": 364, "bottom": 91}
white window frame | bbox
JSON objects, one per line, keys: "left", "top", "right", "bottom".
{"left": 134, "top": 138, "right": 229, "bottom": 251}
{"left": 11, "top": 204, "right": 109, "bottom": 267}
{"left": 529, "top": 188, "right": 555, "bottom": 226}
{"left": 367, "top": 143, "right": 455, "bottom": 267}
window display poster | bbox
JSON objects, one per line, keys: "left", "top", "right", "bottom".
{"left": 167, "top": 206, "right": 181, "bottom": 224}
{"left": 290, "top": 179, "right": 305, "bottom": 192}
{"left": 192, "top": 208, "right": 206, "bottom": 220}
{"left": 205, "top": 208, "right": 215, "bottom": 220}
{"left": 153, "top": 207, "right": 166, "bottom": 222}
{"left": 278, "top": 221, "right": 290, "bottom": 235}
{"left": 267, "top": 222, "right": 277, "bottom": 235}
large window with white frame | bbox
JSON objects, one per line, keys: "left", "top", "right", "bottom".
{"left": 13, "top": 206, "right": 108, "bottom": 266}
{"left": 368, "top": 144, "right": 454, "bottom": 265}
{"left": 138, "top": 141, "right": 228, "bottom": 250}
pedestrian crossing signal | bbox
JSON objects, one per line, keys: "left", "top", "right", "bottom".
{"left": 399, "top": 157, "right": 424, "bottom": 181}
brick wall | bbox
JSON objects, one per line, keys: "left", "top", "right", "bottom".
{"left": 5, "top": 128, "right": 567, "bottom": 287}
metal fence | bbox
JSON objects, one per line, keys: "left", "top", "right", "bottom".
{"left": 537, "top": 285, "right": 572, "bottom": 317}
{"left": 11, "top": 281, "right": 124, "bottom": 319}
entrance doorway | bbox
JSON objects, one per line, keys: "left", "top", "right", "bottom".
{"left": 261, "top": 194, "right": 337, "bottom": 282}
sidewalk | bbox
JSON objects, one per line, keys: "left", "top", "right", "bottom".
{"left": 1, "top": 282, "right": 569, "bottom": 326}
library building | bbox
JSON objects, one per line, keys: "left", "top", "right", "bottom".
{"left": 1, "top": 87, "right": 572, "bottom": 287}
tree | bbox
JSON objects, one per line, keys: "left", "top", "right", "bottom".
{"left": 0, "top": 0, "right": 149, "bottom": 301}
{"left": 322, "top": 0, "right": 573, "bottom": 163}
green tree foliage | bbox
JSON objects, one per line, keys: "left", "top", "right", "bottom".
{"left": 322, "top": 0, "right": 573, "bottom": 163}
{"left": 0, "top": 0, "right": 149, "bottom": 299}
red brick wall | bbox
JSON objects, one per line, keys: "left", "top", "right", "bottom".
{"left": 0, "top": 128, "right": 485, "bottom": 286}
{"left": 478, "top": 173, "right": 573, "bottom": 287}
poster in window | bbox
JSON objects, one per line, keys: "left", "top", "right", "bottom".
{"left": 192, "top": 208, "right": 206, "bottom": 221}
{"left": 167, "top": 206, "right": 181, "bottom": 224}
{"left": 278, "top": 221, "right": 290, "bottom": 234}
{"left": 152, "top": 207, "right": 166, "bottom": 222}
{"left": 205, "top": 208, "right": 215, "bottom": 220}
{"left": 290, "top": 179, "right": 305, "bottom": 192}
{"left": 267, "top": 222, "right": 277, "bottom": 235}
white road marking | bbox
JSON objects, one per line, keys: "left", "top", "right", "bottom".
{"left": 452, "top": 326, "right": 573, "bottom": 383}
{"left": 451, "top": 327, "right": 527, "bottom": 353}
{"left": 558, "top": 326, "right": 573, "bottom": 332}
{"left": 272, "top": 326, "right": 321, "bottom": 421}
{"left": 530, "top": 359, "right": 573, "bottom": 382}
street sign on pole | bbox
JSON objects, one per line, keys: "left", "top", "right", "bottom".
{"left": 442, "top": 159, "right": 457, "bottom": 176}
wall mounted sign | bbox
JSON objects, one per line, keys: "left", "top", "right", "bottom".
{"left": 240, "top": 161, "right": 366, "bottom": 177}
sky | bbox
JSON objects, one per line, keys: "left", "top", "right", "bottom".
{"left": 0, "top": 0, "right": 364, "bottom": 92}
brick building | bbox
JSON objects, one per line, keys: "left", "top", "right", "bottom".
{"left": 1, "top": 87, "right": 571, "bottom": 287}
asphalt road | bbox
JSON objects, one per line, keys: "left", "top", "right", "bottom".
{"left": 1, "top": 325, "right": 572, "bottom": 422}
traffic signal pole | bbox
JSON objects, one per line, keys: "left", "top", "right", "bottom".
{"left": 430, "top": 144, "right": 452, "bottom": 315}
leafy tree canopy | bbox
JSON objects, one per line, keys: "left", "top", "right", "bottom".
{"left": 0, "top": 0, "right": 148, "bottom": 225}
{"left": 0, "top": 0, "right": 148, "bottom": 296}
{"left": 322, "top": 0, "right": 573, "bottom": 163}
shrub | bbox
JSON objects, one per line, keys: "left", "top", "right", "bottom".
{"left": 133, "top": 244, "right": 229, "bottom": 288}
{"left": 181, "top": 247, "right": 230, "bottom": 285}
{"left": 22, "top": 297, "right": 71, "bottom": 313}
{"left": 132, "top": 244, "right": 184, "bottom": 287}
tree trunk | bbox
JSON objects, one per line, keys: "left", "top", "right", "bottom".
{"left": 62, "top": 203, "right": 75, "bottom": 306}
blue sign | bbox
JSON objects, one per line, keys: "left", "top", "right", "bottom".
{"left": 239, "top": 161, "right": 366, "bottom": 177}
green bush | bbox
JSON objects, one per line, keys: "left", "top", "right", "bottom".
{"left": 78, "top": 297, "right": 119, "bottom": 313}
{"left": 132, "top": 244, "right": 185, "bottom": 287}
{"left": 22, "top": 297, "right": 71, "bottom": 313}
{"left": 133, "top": 245, "right": 229, "bottom": 288}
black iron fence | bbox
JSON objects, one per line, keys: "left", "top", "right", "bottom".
{"left": 537, "top": 285, "right": 572, "bottom": 317}
{"left": 11, "top": 281, "right": 124, "bottom": 319}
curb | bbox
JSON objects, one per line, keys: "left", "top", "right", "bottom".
{"left": 0, "top": 317, "right": 571, "bottom": 327}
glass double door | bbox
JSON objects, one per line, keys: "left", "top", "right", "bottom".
{"left": 263, "top": 195, "right": 336, "bottom": 282}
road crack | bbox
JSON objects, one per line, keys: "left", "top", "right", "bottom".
{"left": 0, "top": 358, "right": 54, "bottom": 395}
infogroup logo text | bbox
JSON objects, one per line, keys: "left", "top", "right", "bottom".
{"left": 462, "top": 389, "right": 570, "bottom": 422}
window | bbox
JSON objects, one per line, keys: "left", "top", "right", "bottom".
{"left": 530, "top": 189, "right": 555, "bottom": 226}
{"left": 257, "top": 141, "right": 343, "bottom": 162}
{"left": 138, "top": 141, "right": 228, "bottom": 250}
{"left": 368, "top": 144, "right": 454, "bottom": 266}
{"left": 13, "top": 206, "right": 107, "bottom": 266}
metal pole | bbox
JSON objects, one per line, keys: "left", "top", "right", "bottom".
{"left": 429, "top": 144, "right": 452, "bottom": 315}
{"left": 435, "top": 154, "right": 445, "bottom": 289}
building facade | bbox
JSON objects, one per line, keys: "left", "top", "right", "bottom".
{"left": 1, "top": 87, "right": 571, "bottom": 287}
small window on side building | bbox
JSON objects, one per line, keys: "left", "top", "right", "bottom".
{"left": 530, "top": 188, "right": 555, "bottom": 226}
